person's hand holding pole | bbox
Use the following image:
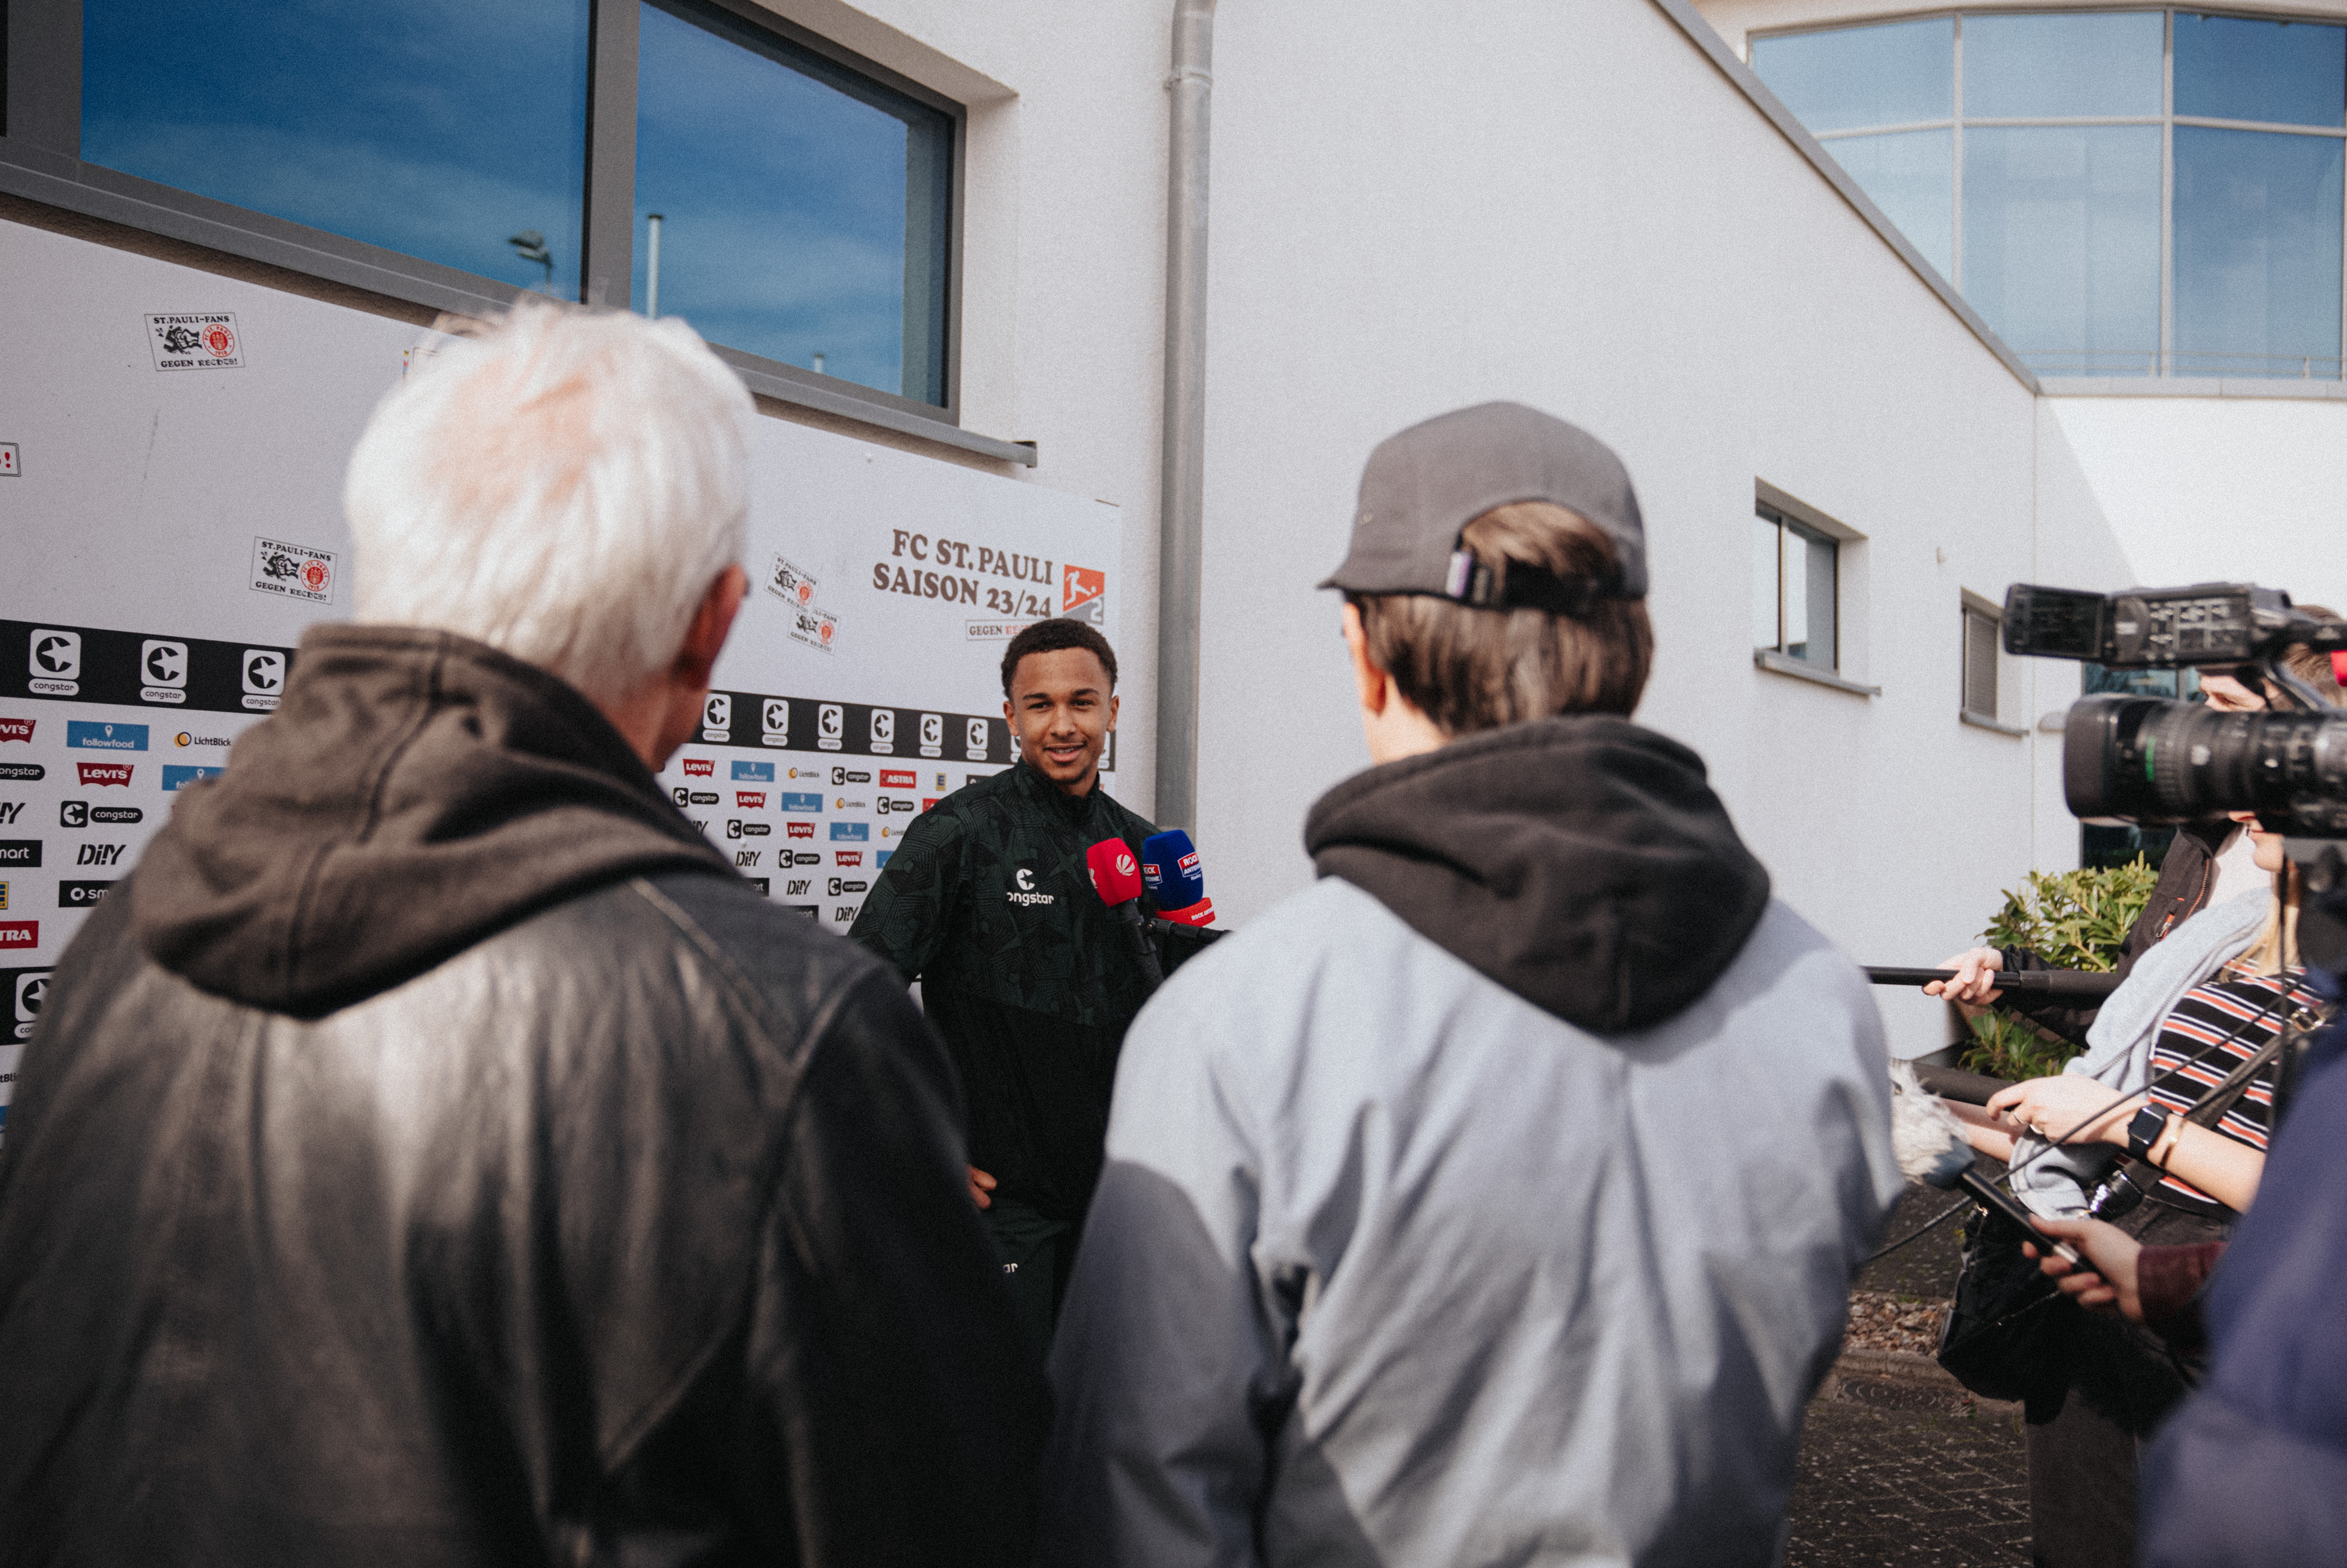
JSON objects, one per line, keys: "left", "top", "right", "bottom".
{"left": 1924, "top": 946, "right": 2005, "bottom": 1009}
{"left": 2024, "top": 1216, "right": 2144, "bottom": 1321}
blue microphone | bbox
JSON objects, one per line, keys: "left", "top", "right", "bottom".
{"left": 1141, "top": 829, "right": 1214, "bottom": 925}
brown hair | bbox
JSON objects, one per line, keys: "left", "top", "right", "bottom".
{"left": 1001, "top": 617, "right": 1118, "bottom": 697}
{"left": 1352, "top": 501, "right": 1654, "bottom": 736}
{"left": 2241, "top": 618, "right": 2345, "bottom": 974}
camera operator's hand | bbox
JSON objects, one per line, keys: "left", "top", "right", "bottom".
{"left": 1924, "top": 947, "right": 2004, "bottom": 1008}
{"left": 1985, "top": 1075, "right": 2142, "bottom": 1148}
{"left": 2024, "top": 1216, "right": 2143, "bottom": 1322}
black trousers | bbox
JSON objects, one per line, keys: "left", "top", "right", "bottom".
{"left": 983, "top": 1198, "right": 1072, "bottom": 1365}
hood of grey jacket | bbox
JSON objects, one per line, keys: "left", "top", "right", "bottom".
{"left": 1303, "top": 714, "right": 1771, "bottom": 1033}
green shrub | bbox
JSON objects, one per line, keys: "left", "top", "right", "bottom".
{"left": 1957, "top": 859, "right": 2160, "bottom": 1079}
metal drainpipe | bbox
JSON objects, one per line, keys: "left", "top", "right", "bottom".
{"left": 1156, "top": 0, "right": 1217, "bottom": 831}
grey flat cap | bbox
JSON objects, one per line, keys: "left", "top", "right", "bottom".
{"left": 1320, "top": 402, "right": 1647, "bottom": 603}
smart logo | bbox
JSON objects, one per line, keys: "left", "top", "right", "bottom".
{"left": 829, "top": 822, "right": 869, "bottom": 843}
{"left": 0, "top": 843, "right": 39, "bottom": 868}
{"left": 779, "top": 792, "right": 823, "bottom": 813}
{"left": 732, "top": 760, "right": 775, "bottom": 783}
{"left": 67, "top": 721, "right": 147, "bottom": 752}
{"left": 162, "top": 765, "right": 225, "bottom": 792}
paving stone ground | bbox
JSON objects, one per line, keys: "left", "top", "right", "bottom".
{"left": 1783, "top": 1181, "right": 2035, "bottom": 1567}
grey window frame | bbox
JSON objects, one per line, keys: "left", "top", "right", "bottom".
{"left": 1752, "top": 480, "right": 1879, "bottom": 697}
{"left": 0, "top": 0, "right": 1031, "bottom": 465}
{"left": 1754, "top": 7, "right": 2347, "bottom": 383}
{"left": 1959, "top": 587, "right": 2026, "bottom": 734}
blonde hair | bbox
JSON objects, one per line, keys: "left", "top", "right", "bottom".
{"left": 1352, "top": 502, "right": 1654, "bottom": 734}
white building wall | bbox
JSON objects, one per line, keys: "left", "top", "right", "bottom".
{"left": 2045, "top": 396, "right": 2347, "bottom": 616}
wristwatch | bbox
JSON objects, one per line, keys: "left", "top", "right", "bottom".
{"left": 2126, "top": 1104, "right": 2172, "bottom": 1163}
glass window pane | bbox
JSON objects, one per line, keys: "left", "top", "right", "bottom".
{"left": 1752, "top": 19, "right": 1953, "bottom": 132}
{"left": 1829, "top": 129, "right": 1955, "bottom": 280}
{"left": 2174, "top": 127, "right": 2344, "bottom": 378}
{"left": 2176, "top": 13, "right": 2347, "bottom": 129}
{"left": 1963, "top": 126, "right": 2163, "bottom": 376}
{"left": 1962, "top": 12, "right": 2164, "bottom": 120}
{"left": 81, "top": 0, "right": 590, "bottom": 297}
{"left": 634, "top": 1, "right": 953, "bottom": 405}
{"left": 1800, "top": 529, "right": 1838, "bottom": 669}
{"left": 1781, "top": 525, "right": 1811, "bottom": 663}
{"left": 1753, "top": 516, "right": 1782, "bottom": 650}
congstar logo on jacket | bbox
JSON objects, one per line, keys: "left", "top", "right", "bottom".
{"left": 1007, "top": 867, "right": 1054, "bottom": 908}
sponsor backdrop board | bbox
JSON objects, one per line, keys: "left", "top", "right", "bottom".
{"left": 0, "top": 220, "right": 1126, "bottom": 1127}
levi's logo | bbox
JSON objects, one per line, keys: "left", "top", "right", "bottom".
{"left": 736, "top": 791, "right": 766, "bottom": 809}
{"left": 77, "top": 762, "right": 133, "bottom": 788}
{"left": 681, "top": 758, "right": 714, "bottom": 778}
{"left": 0, "top": 718, "right": 31, "bottom": 743}
{"left": 835, "top": 850, "right": 863, "bottom": 868}
{"left": 786, "top": 822, "right": 814, "bottom": 839}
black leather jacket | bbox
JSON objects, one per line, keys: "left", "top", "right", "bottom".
{"left": 0, "top": 627, "right": 1045, "bottom": 1566}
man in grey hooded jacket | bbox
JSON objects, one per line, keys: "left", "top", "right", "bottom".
{"left": 1037, "top": 403, "right": 1902, "bottom": 1568}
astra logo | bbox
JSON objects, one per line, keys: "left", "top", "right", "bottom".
{"left": 736, "top": 790, "right": 766, "bottom": 809}
{"left": 1008, "top": 867, "right": 1055, "bottom": 908}
{"left": 0, "top": 920, "right": 34, "bottom": 948}
{"left": 827, "top": 877, "right": 868, "bottom": 897}
{"left": 835, "top": 850, "right": 864, "bottom": 868}
{"left": 78, "top": 844, "right": 125, "bottom": 867}
{"left": 786, "top": 878, "right": 811, "bottom": 896}
{"left": 682, "top": 757, "right": 714, "bottom": 778}
{"left": 786, "top": 821, "right": 815, "bottom": 840}
{"left": 879, "top": 769, "right": 916, "bottom": 789}
{"left": 734, "top": 850, "right": 762, "bottom": 868}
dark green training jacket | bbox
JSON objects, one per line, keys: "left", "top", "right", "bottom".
{"left": 850, "top": 761, "right": 1157, "bottom": 1225}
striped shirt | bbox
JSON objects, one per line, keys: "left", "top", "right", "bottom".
{"left": 2143, "top": 959, "right": 2322, "bottom": 1214}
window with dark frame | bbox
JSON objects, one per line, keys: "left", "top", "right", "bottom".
{"left": 1962, "top": 601, "right": 2000, "bottom": 720}
{"left": 3, "top": 0, "right": 973, "bottom": 431}
{"left": 1752, "top": 502, "right": 1840, "bottom": 672}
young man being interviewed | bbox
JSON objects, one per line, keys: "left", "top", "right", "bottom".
{"left": 1039, "top": 403, "right": 1902, "bottom": 1568}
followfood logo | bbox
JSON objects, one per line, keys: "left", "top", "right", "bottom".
{"left": 732, "top": 760, "right": 775, "bottom": 783}
{"left": 76, "top": 762, "right": 133, "bottom": 788}
{"left": 0, "top": 718, "right": 31, "bottom": 743}
{"left": 1007, "top": 867, "right": 1055, "bottom": 908}
{"left": 829, "top": 822, "right": 869, "bottom": 843}
{"left": 780, "top": 792, "right": 823, "bottom": 813}
{"left": 162, "top": 766, "right": 225, "bottom": 792}
{"left": 66, "top": 721, "right": 147, "bottom": 752}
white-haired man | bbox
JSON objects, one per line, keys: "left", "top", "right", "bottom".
{"left": 0, "top": 304, "right": 1046, "bottom": 1566}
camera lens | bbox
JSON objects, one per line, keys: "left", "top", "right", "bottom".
{"left": 2064, "top": 694, "right": 2347, "bottom": 832}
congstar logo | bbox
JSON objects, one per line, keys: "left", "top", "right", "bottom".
{"left": 1007, "top": 867, "right": 1055, "bottom": 908}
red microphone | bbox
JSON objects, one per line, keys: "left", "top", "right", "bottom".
{"left": 2332, "top": 649, "right": 2347, "bottom": 687}
{"left": 1086, "top": 838, "right": 1165, "bottom": 990}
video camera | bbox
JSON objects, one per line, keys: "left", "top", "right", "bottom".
{"left": 2004, "top": 582, "right": 2347, "bottom": 836}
